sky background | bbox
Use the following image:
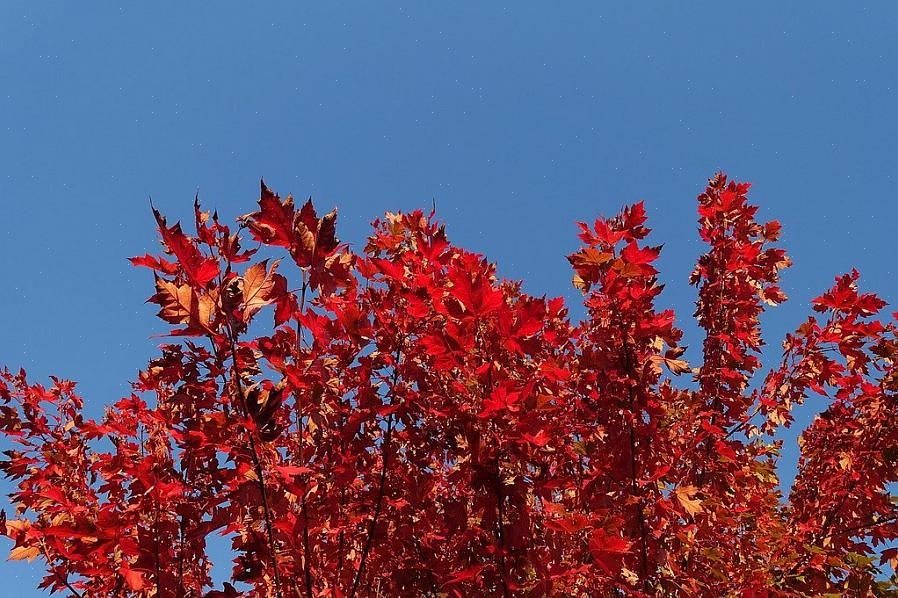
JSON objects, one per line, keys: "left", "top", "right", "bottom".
{"left": 2, "top": 2, "right": 897, "bottom": 593}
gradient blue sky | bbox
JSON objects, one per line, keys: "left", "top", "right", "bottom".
{"left": 2, "top": 2, "right": 898, "bottom": 593}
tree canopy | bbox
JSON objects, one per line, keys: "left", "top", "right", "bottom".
{"left": 3, "top": 173, "right": 898, "bottom": 596}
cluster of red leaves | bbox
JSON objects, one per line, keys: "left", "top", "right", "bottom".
{"left": 3, "top": 174, "right": 898, "bottom": 597}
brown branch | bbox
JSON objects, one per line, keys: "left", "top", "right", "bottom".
{"left": 349, "top": 342, "right": 403, "bottom": 598}
{"left": 487, "top": 365, "right": 511, "bottom": 598}
{"left": 178, "top": 515, "right": 187, "bottom": 597}
{"left": 152, "top": 491, "right": 162, "bottom": 597}
{"left": 822, "top": 512, "right": 898, "bottom": 541}
{"left": 412, "top": 537, "right": 439, "bottom": 597}
{"left": 207, "top": 238, "right": 284, "bottom": 596}
{"left": 696, "top": 243, "right": 730, "bottom": 488}
{"left": 621, "top": 334, "right": 650, "bottom": 591}
{"left": 38, "top": 540, "right": 83, "bottom": 598}
{"left": 493, "top": 447, "right": 511, "bottom": 598}
{"left": 221, "top": 321, "right": 285, "bottom": 598}
{"left": 295, "top": 275, "right": 314, "bottom": 598}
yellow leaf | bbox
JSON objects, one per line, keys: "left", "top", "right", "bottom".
{"left": 294, "top": 221, "right": 315, "bottom": 255}
{"left": 8, "top": 545, "right": 40, "bottom": 562}
{"left": 621, "top": 568, "right": 640, "bottom": 586}
{"left": 650, "top": 355, "right": 691, "bottom": 376}
{"left": 675, "top": 485, "right": 703, "bottom": 516}
{"left": 197, "top": 294, "right": 216, "bottom": 330}
{"left": 5, "top": 520, "right": 31, "bottom": 535}
{"left": 615, "top": 260, "right": 643, "bottom": 278}
{"left": 153, "top": 278, "right": 194, "bottom": 325}
{"left": 663, "top": 358, "right": 691, "bottom": 375}
{"left": 569, "top": 248, "right": 613, "bottom": 268}
{"left": 839, "top": 452, "right": 853, "bottom": 470}
{"left": 241, "top": 260, "right": 281, "bottom": 321}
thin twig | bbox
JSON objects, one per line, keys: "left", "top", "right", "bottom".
{"left": 222, "top": 321, "right": 285, "bottom": 598}
{"left": 621, "top": 334, "right": 650, "bottom": 591}
{"left": 39, "top": 540, "right": 84, "bottom": 598}
{"left": 349, "top": 341, "right": 404, "bottom": 598}
{"left": 486, "top": 366, "right": 511, "bottom": 598}
{"left": 295, "top": 275, "right": 314, "bottom": 598}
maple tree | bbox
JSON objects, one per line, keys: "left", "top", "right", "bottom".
{"left": 3, "top": 173, "right": 898, "bottom": 596}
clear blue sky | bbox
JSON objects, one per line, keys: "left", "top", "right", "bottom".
{"left": 2, "top": 2, "right": 897, "bottom": 593}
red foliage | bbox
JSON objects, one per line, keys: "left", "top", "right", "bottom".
{"left": 3, "top": 174, "right": 898, "bottom": 596}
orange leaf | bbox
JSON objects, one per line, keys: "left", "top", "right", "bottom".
{"left": 121, "top": 568, "right": 145, "bottom": 591}
{"left": 8, "top": 545, "right": 40, "bottom": 562}
{"left": 675, "top": 485, "right": 703, "bottom": 516}
{"left": 241, "top": 260, "right": 286, "bottom": 322}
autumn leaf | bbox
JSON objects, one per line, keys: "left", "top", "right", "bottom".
{"left": 128, "top": 253, "right": 179, "bottom": 275}
{"left": 241, "top": 184, "right": 348, "bottom": 293}
{"left": 621, "top": 241, "right": 660, "bottom": 265}
{"left": 240, "top": 180, "right": 296, "bottom": 248}
{"left": 675, "top": 485, "right": 703, "bottom": 516}
{"left": 313, "top": 205, "right": 339, "bottom": 257}
{"left": 8, "top": 545, "right": 40, "bottom": 562}
{"left": 522, "top": 430, "right": 550, "bottom": 447}
{"left": 545, "top": 513, "right": 591, "bottom": 533}
{"left": 276, "top": 465, "right": 313, "bottom": 479}
{"left": 588, "top": 528, "right": 632, "bottom": 574}
{"left": 150, "top": 277, "right": 194, "bottom": 325}
{"left": 152, "top": 207, "right": 220, "bottom": 286}
{"left": 240, "top": 259, "right": 287, "bottom": 323}
{"left": 650, "top": 346, "right": 691, "bottom": 376}
{"left": 567, "top": 247, "right": 613, "bottom": 270}
{"left": 245, "top": 379, "right": 285, "bottom": 441}
{"left": 149, "top": 276, "right": 214, "bottom": 335}
{"left": 121, "top": 567, "right": 145, "bottom": 591}
{"left": 442, "top": 564, "right": 483, "bottom": 586}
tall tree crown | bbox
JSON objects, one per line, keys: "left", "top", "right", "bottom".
{"left": 3, "top": 174, "right": 898, "bottom": 596}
